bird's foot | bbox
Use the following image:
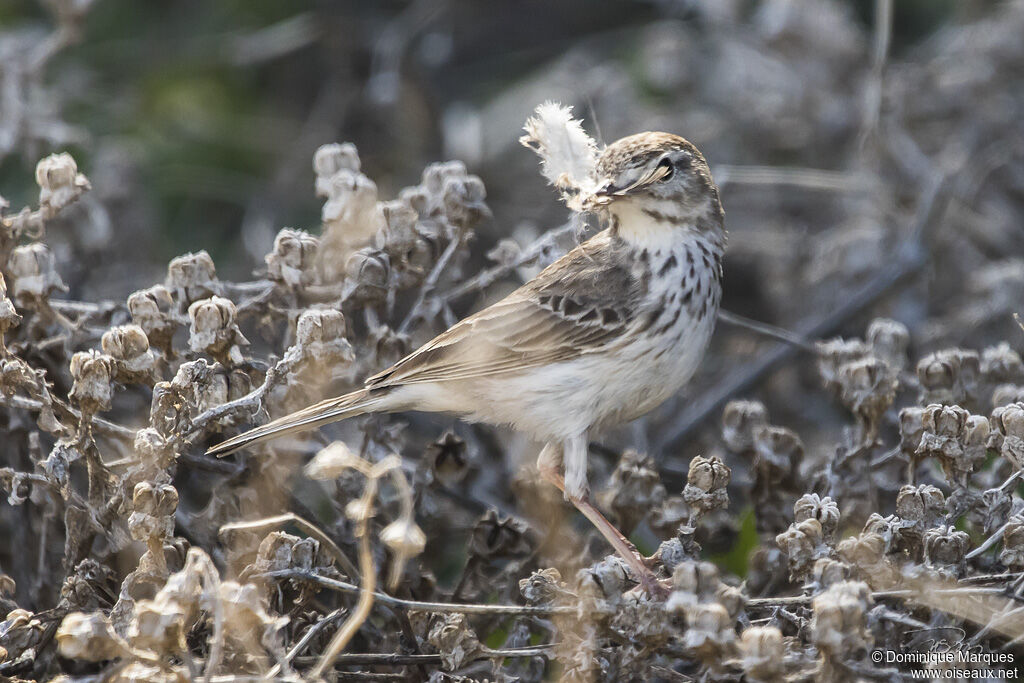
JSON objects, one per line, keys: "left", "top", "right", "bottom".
{"left": 538, "top": 465, "right": 671, "bottom": 601}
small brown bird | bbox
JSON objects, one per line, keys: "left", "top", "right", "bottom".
{"left": 209, "top": 131, "right": 725, "bottom": 595}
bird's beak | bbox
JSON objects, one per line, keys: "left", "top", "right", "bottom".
{"left": 582, "top": 163, "right": 668, "bottom": 210}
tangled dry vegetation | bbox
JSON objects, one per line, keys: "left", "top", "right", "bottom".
{"left": 2, "top": 0, "right": 1024, "bottom": 682}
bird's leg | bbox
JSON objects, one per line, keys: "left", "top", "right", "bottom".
{"left": 538, "top": 439, "right": 669, "bottom": 599}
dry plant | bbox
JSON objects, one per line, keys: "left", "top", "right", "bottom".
{"left": 2, "top": 0, "right": 1024, "bottom": 682}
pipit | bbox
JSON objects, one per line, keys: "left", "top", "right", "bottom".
{"left": 209, "top": 131, "right": 725, "bottom": 597}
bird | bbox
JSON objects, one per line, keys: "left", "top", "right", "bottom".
{"left": 208, "top": 131, "right": 725, "bottom": 596}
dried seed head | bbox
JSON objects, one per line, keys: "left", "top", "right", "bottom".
{"left": 837, "top": 531, "right": 887, "bottom": 571}
{"left": 896, "top": 484, "right": 946, "bottom": 525}
{"left": 288, "top": 309, "right": 355, "bottom": 384}
{"left": 753, "top": 424, "right": 803, "bottom": 475}
{"left": 816, "top": 337, "right": 871, "bottom": 393}
{"left": 810, "top": 580, "right": 872, "bottom": 659}
{"left": 982, "top": 343, "right": 1024, "bottom": 385}
{"left": 899, "top": 406, "right": 926, "bottom": 457}
{"left": 681, "top": 602, "right": 735, "bottom": 658}
{"left": 248, "top": 532, "right": 321, "bottom": 574}
{"left": 55, "top": 612, "right": 126, "bottom": 662}
{"left": 377, "top": 200, "right": 420, "bottom": 256}
{"left": 917, "top": 348, "right": 980, "bottom": 407}
{"left": 369, "top": 324, "right": 409, "bottom": 369}
{"left": 343, "top": 247, "right": 390, "bottom": 304}
{"left": 793, "top": 493, "right": 840, "bottom": 541}
{"left": 668, "top": 560, "right": 721, "bottom": 610}
{"left": 313, "top": 142, "right": 360, "bottom": 194}
{"left": 7, "top": 243, "right": 66, "bottom": 304}
{"left": 600, "top": 450, "right": 666, "bottom": 533}
{"left": 427, "top": 613, "right": 481, "bottom": 671}
{"left": 166, "top": 250, "right": 221, "bottom": 305}
{"left": 866, "top": 318, "right": 910, "bottom": 370}
{"left": 0, "top": 273, "right": 20, "bottom": 338}
{"left": 127, "top": 285, "right": 177, "bottom": 351}
{"left": 721, "top": 399, "right": 769, "bottom": 451}
{"left": 835, "top": 355, "right": 898, "bottom": 435}
{"left": 441, "top": 174, "right": 489, "bottom": 229}
{"left": 129, "top": 599, "right": 189, "bottom": 655}
{"left": 519, "top": 567, "right": 564, "bottom": 605}
{"left": 187, "top": 295, "right": 248, "bottom": 364}
{"left": 102, "top": 324, "right": 156, "bottom": 384}
{"left": 69, "top": 350, "right": 115, "bottom": 414}
{"left": 127, "top": 482, "right": 178, "bottom": 541}
{"left": 738, "top": 626, "right": 785, "bottom": 682}
{"left": 999, "top": 515, "right": 1024, "bottom": 568}
{"left": 469, "top": 510, "right": 530, "bottom": 559}
{"left": 134, "top": 428, "right": 175, "bottom": 470}
{"left": 923, "top": 525, "right": 969, "bottom": 568}
{"left": 320, "top": 170, "right": 382, "bottom": 258}
{"left": 918, "top": 403, "right": 985, "bottom": 483}
{"left": 35, "top": 152, "right": 90, "bottom": 213}
{"left": 776, "top": 518, "right": 825, "bottom": 580}
{"left": 425, "top": 431, "right": 470, "bottom": 487}
{"left": 993, "top": 384, "right": 1024, "bottom": 407}
{"left": 682, "top": 454, "right": 731, "bottom": 524}
{"left": 811, "top": 557, "right": 850, "bottom": 589}
{"left": 265, "top": 228, "right": 320, "bottom": 288}
{"left": 992, "top": 402, "right": 1024, "bottom": 468}
{"left": 486, "top": 238, "right": 522, "bottom": 266}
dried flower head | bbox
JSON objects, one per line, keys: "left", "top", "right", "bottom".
{"left": 917, "top": 348, "right": 980, "bottom": 407}
{"left": 599, "top": 450, "right": 666, "bottom": 533}
{"left": 7, "top": 243, "right": 66, "bottom": 304}
{"left": 896, "top": 484, "right": 946, "bottom": 526}
{"left": 738, "top": 625, "right": 785, "bottom": 683}
{"left": 866, "top": 318, "right": 910, "bottom": 371}
{"left": 519, "top": 567, "right": 565, "bottom": 605}
{"left": 166, "top": 250, "right": 221, "bottom": 305}
{"left": 776, "top": 518, "right": 826, "bottom": 581}
{"left": 265, "top": 228, "right": 320, "bottom": 289}
{"left": 1000, "top": 515, "right": 1024, "bottom": 568}
{"left": 69, "top": 350, "right": 115, "bottom": 415}
{"left": 102, "top": 324, "right": 157, "bottom": 384}
{"left": 127, "top": 285, "right": 177, "bottom": 352}
{"left": 314, "top": 142, "right": 360, "bottom": 195}
{"left": 35, "top": 152, "right": 90, "bottom": 214}
{"left": 427, "top": 613, "right": 482, "bottom": 671}
{"left": 721, "top": 399, "right": 769, "bottom": 452}
{"left": 923, "top": 525, "right": 970, "bottom": 569}
{"left": 55, "top": 612, "right": 127, "bottom": 662}
{"left": 187, "top": 296, "right": 248, "bottom": 365}
{"left": 793, "top": 493, "right": 840, "bottom": 541}
{"left": 810, "top": 580, "right": 873, "bottom": 659}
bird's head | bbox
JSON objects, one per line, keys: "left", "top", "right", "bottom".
{"left": 585, "top": 132, "right": 723, "bottom": 241}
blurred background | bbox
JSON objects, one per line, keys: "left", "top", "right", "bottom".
{"left": 2, "top": 0, "right": 1023, "bottom": 562}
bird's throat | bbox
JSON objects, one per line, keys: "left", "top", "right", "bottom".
{"left": 607, "top": 198, "right": 722, "bottom": 252}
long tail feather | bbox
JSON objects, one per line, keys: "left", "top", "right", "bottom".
{"left": 205, "top": 388, "right": 388, "bottom": 457}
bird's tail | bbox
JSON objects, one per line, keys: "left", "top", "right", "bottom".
{"left": 205, "top": 387, "right": 389, "bottom": 457}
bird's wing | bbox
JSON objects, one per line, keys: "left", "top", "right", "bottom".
{"left": 366, "top": 230, "right": 647, "bottom": 388}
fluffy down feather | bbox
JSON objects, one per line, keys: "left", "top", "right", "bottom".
{"left": 519, "top": 102, "right": 600, "bottom": 210}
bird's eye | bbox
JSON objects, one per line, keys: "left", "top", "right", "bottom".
{"left": 657, "top": 158, "right": 674, "bottom": 182}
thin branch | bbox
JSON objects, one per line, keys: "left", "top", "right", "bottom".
{"left": 713, "top": 165, "right": 873, "bottom": 194}
{"left": 440, "top": 221, "right": 577, "bottom": 302}
{"left": 256, "top": 569, "right": 576, "bottom": 616}
{"left": 717, "top": 309, "right": 816, "bottom": 352}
